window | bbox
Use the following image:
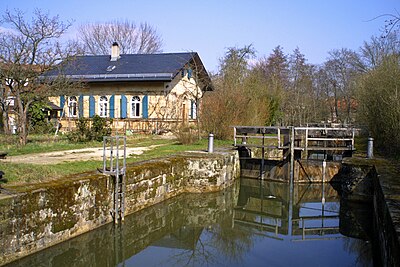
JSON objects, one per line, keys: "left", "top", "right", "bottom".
{"left": 6, "top": 96, "right": 15, "bottom": 107}
{"left": 68, "top": 96, "right": 77, "bottom": 117}
{"left": 106, "top": 65, "right": 116, "bottom": 72}
{"left": 191, "top": 100, "right": 197, "bottom": 119}
{"left": 130, "top": 96, "right": 141, "bottom": 118}
{"left": 99, "top": 96, "right": 108, "bottom": 117}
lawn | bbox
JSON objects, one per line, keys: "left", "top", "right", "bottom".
{"left": 0, "top": 134, "right": 233, "bottom": 185}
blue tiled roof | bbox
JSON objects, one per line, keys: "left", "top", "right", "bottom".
{"left": 47, "top": 52, "right": 202, "bottom": 82}
{"left": 47, "top": 53, "right": 198, "bottom": 80}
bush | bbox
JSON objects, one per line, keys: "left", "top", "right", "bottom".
{"left": 91, "top": 115, "right": 112, "bottom": 141}
{"left": 174, "top": 125, "right": 198, "bottom": 145}
{"left": 67, "top": 115, "right": 112, "bottom": 142}
{"left": 357, "top": 55, "right": 400, "bottom": 156}
{"left": 28, "top": 102, "right": 55, "bottom": 134}
{"left": 29, "top": 121, "right": 55, "bottom": 134}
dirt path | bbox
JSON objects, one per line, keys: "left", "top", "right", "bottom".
{"left": 4, "top": 145, "right": 161, "bottom": 165}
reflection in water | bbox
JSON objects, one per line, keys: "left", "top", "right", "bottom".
{"left": 7, "top": 179, "right": 373, "bottom": 267}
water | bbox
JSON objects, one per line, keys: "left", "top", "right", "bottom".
{"left": 7, "top": 178, "right": 374, "bottom": 267}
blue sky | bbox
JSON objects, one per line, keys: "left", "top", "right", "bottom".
{"left": 1, "top": 0, "right": 399, "bottom": 72}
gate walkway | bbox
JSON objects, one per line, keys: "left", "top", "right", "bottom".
{"left": 233, "top": 125, "right": 356, "bottom": 160}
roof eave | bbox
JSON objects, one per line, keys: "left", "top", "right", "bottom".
{"left": 44, "top": 73, "right": 174, "bottom": 83}
{"left": 84, "top": 77, "right": 173, "bottom": 83}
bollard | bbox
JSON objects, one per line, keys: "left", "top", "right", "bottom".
{"left": 208, "top": 133, "right": 214, "bottom": 153}
{"left": 367, "top": 137, "right": 374, "bottom": 159}
{"left": 242, "top": 136, "right": 247, "bottom": 145}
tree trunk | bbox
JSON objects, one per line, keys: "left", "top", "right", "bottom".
{"left": 333, "top": 86, "right": 339, "bottom": 122}
{"left": 18, "top": 111, "right": 28, "bottom": 146}
{"left": 16, "top": 97, "right": 29, "bottom": 146}
{"left": 2, "top": 109, "right": 11, "bottom": 134}
{"left": 196, "top": 100, "right": 201, "bottom": 141}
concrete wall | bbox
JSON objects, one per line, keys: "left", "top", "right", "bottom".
{"left": 239, "top": 159, "right": 341, "bottom": 183}
{"left": 0, "top": 149, "right": 240, "bottom": 266}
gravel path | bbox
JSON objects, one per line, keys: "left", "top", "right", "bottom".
{"left": 3, "top": 145, "right": 161, "bottom": 165}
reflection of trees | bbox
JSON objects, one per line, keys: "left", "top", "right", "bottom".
{"left": 342, "top": 238, "right": 373, "bottom": 267}
{"left": 208, "top": 217, "right": 254, "bottom": 263}
{"left": 165, "top": 213, "right": 255, "bottom": 266}
{"left": 14, "top": 178, "right": 375, "bottom": 266}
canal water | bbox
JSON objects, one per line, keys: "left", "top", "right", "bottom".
{"left": 7, "top": 178, "right": 374, "bottom": 267}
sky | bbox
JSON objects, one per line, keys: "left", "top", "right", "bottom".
{"left": 1, "top": 0, "right": 400, "bottom": 72}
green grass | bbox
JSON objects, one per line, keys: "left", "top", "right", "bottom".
{"left": 353, "top": 136, "right": 368, "bottom": 157}
{"left": 0, "top": 134, "right": 181, "bottom": 156}
{"left": 0, "top": 135, "right": 233, "bottom": 186}
{"left": 0, "top": 134, "right": 103, "bottom": 156}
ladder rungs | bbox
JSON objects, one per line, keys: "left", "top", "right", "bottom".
{"left": 103, "top": 136, "right": 127, "bottom": 224}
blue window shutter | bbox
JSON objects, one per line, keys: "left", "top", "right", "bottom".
{"left": 187, "top": 68, "right": 192, "bottom": 79}
{"left": 110, "top": 95, "right": 115, "bottom": 118}
{"left": 60, "top": 95, "right": 65, "bottom": 108}
{"left": 89, "top": 95, "right": 95, "bottom": 118}
{"left": 142, "top": 95, "right": 148, "bottom": 119}
{"left": 120, "top": 94, "right": 127, "bottom": 118}
{"left": 78, "top": 95, "right": 84, "bottom": 118}
{"left": 60, "top": 96, "right": 65, "bottom": 117}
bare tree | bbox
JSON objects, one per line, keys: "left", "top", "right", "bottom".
{"left": 181, "top": 53, "right": 214, "bottom": 140}
{"left": 0, "top": 77, "right": 12, "bottom": 134}
{"left": 202, "top": 45, "right": 256, "bottom": 139}
{"left": 285, "top": 47, "right": 315, "bottom": 125}
{"left": 254, "top": 46, "right": 289, "bottom": 125}
{"left": 324, "top": 48, "right": 361, "bottom": 123}
{"left": 381, "top": 11, "right": 400, "bottom": 37}
{"left": 146, "top": 53, "right": 212, "bottom": 141}
{"left": 78, "top": 20, "right": 163, "bottom": 55}
{"left": 313, "top": 66, "right": 333, "bottom": 123}
{"left": 0, "top": 9, "right": 80, "bottom": 145}
{"left": 359, "top": 32, "right": 400, "bottom": 71}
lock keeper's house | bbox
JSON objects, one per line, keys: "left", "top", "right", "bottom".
{"left": 46, "top": 43, "right": 213, "bottom": 133}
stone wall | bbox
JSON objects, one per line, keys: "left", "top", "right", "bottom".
{"left": 0, "top": 149, "right": 240, "bottom": 266}
{"left": 372, "top": 161, "right": 400, "bottom": 267}
{"left": 332, "top": 157, "right": 400, "bottom": 266}
{"left": 6, "top": 184, "right": 240, "bottom": 266}
{"left": 329, "top": 161, "right": 375, "bottom": 202}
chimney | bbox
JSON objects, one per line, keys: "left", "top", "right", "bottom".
{"left": 111, "top": 42, "right": 120, "bottom": 61}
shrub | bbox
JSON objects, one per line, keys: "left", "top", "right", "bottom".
{"left": 91, "top": 115, "right": 112, "bottom": 141}
{"left": 174, "top": 125, "right": 197, "bottom": 145}
{"left": 29, "top": 121, "right": 55, "bottom": 134}
{"left": 357, "top": 55, "right": 400, "bottom": 156}
{"left": 67, "top": 115, "right": 112, "bottom": 142}
{"left": 28, "top": 102, "right": 55, "bottom": 134}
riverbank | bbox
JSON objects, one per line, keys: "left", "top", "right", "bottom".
{"left": 341, "top": 157, "right": 400, "bottom": 266}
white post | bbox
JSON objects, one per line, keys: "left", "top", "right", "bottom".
{"left": 233, "top": 127, "right": 237, "bottom": 146}
{"left": 367, "top": 137, "right": 374, "bottom": 159}
{"left": 290, "top": 127, "right": 295, "bottom": 182}
{"left": 208, "top": 133, "right": 214, "bottom": 153}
